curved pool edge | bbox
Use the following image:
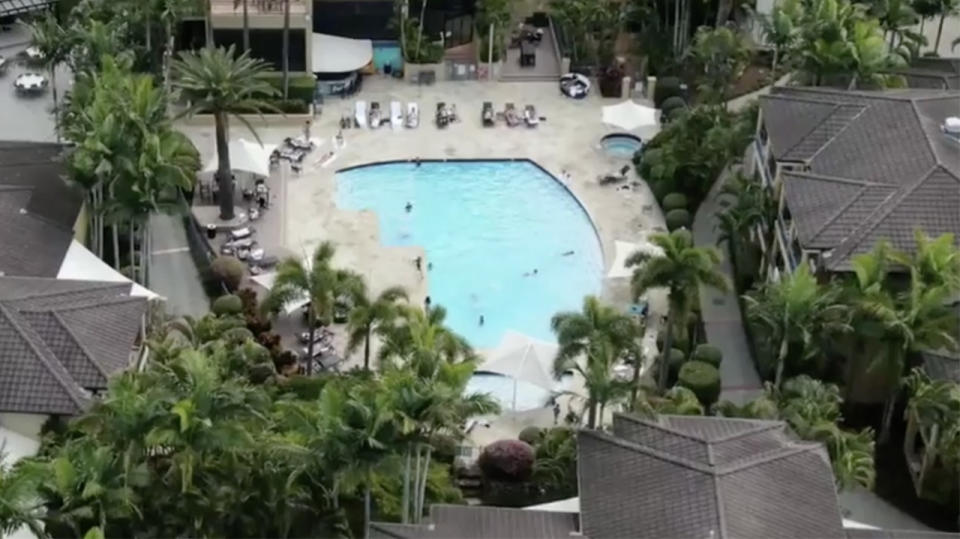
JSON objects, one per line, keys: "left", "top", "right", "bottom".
{"left": 335, "top": 158, "right": 607, "bottom": 264}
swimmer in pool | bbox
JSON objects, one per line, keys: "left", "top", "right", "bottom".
{"left": 479, "top": 315, "right": 485, "bottom": 326}
{"left": 562, "top": 250, "right": 575, "bottom": 256}
{"left": 405, "top": 202, "right": 413, "bottom": 212}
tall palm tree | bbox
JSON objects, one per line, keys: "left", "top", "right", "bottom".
{"left": 743, "top": 264, "right": 850, "bottom": 388}
{"left": 551, "top": 295, "right": 637, "bottom": 427}
{"left": 761, "top": 0, "right": 802, "bottom": 77}
{"left": 892, "top": 231, "right": 960, "bottom": 292}
{"left": 346, "top": 284, "right": 408, "bottom": 370}
{"left": 934, "top": 0, "right": 960, "bottom": 52}
{"left": 378, "top": 305, "right": 476, "bottom": 367}
{"left": 29, "top": 14, "right": 71, "bottom": 143}
{"left": 627, "top": 229, "right": 729, "bottom": 390}
{"left": 870, "top": 0, "right": 919, "bottom": 49}
{"left": 234, "top": 0, "right": 251, "bottom": 52}
{"left": 262, "top": 241, "right": 364, "bottom": 374}
{"left": 172, "top": 46, "right": 278, "bottom": 220}
{"left": 0, "top": 458, "right": 45, "bottom": 538}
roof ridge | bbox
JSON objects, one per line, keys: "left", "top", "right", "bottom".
{"left": 780, "top": 170, "right": 882, "bottom": 186}
{"left": 3, "top": 279, "right": 125, "bottom": 302}
{"left": 713, "top": 473, "right": 728, "bottom": 539}
{"left": 806, "top": 184, "right": 872, "bottom": 245}
{"left": 614, "top": 412, "right": 711, "bottom": 444}
{"left": 580, "top": 428, "right": 716, "bottom": 474}
{"left": 715, "top": 443, "right": 822, "bottom": 475}
{"left": 911, "top": 100, "right": 951, "bottom": 171}
{"left": 45, "top": 294, "right": 144, "bottom": 314}
{"left": 0, "top": 303, "right": 88, "bottom": 412}
{"left": 52, "top": 310, "right": 112, "bottom": 385}
{"left": 825, "top": 165, "right": 944, "bottom": 268}
{"left": 776, "top": 103, "right": 843, "bottom": 159}
{"left": 777, "top": 86, "right": 938, "bottom": 102}
{"left": 803, "top": 104, "right": 869, "bottom": 164}
{"left": 712, "top": 421, "right": 784, "bottom": 443}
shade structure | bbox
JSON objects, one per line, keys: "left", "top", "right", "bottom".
{"left": 479, "top": 331, "right": 559, "bottom": 409}
{"left": 57, "top": 239, "right": 161, "bottom": 300}
{"left": 203, "top": 138, "right": 276, "bottom": 178}
{"left": 606, "top": 239, "right": 663, "bottom": 279}
{"left": 602, "top": 100, "right": 659, "bottom": 131}
{"left": 250, "top": 271, "right": 309, "bottom": 314}
{"left": 312, "top": 33, "right": 373, "bottom": 73}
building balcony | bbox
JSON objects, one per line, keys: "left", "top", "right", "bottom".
{"left": 754, "top": 139, "right": 772, "bottom": 187}
{"left": 210, "top": 0, "right": 309, "bottom": 17}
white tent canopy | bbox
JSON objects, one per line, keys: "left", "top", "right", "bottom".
{"left": 312, "top": 33, "right": 373, "bottom": 73}
{"left": 57, "top": 239, "right": 161, "bottom": 299}
{"left": 250, "top": 271, "right": 310, "bottom": 314}
{"left": 479, "top": 331, "right": 559, "bottom": 409}
{"left": 203, "top": 138, "right": 276, "bottom": 178}
{"left": 602, "top": 100, "right": 659, "bottom": 131}
{"left": 607, "top": 239, "right": 663, "bottom": 279}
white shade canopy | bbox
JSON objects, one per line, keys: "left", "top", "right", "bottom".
{"left": 312, "top": 33, "right": 373, "bottom": 73}
{"left": 57, "top": 239, "right": 161, "bottom": 299}
{"left": 250, "top": 271, "right": 310, "bottom": 314}
{"left": 203, "top": 138, "right": 276, "bottom": 178}
{"left": 602, "top": 100, "right": 659, "bottom": 131}
{"left": 480, "top": 331, "right": 558, "bottom": 392}
{"left": 607, "top": 239, "right": 663, "bottom": 279}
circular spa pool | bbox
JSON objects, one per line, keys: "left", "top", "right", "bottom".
{"left": 600, "top": 133, "right": 643, "bottom": 159}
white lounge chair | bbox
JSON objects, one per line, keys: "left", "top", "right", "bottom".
{"left": 354, "top": 100, "right": 367, "bottom": 128}
{"left": 406, "top": 102, "right": 419, "bottom": 128}
{"left": 524, "top": 105, "right": 539, "bottom": 127}
{"left": 390, "top": 101, "right": 403, "bottom": 130}
{"left": 369, "top": 102, "right": 383, "bottom": 129}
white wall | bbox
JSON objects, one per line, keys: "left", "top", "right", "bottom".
{"left": 0, "top": 412, "right": 47, "bottom": 440}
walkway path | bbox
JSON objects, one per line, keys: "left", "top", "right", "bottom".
{"left": 149, "top": 213, "right": 209, "bottom": 318}
{"left": 693, "top": 167, "right": 763, "bottom": 405}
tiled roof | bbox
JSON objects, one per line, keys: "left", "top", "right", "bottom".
{"left": 369, "top": 505, "right": 581, "bottom": 539}
{"left": 892, "top": 57, "right": 960, "bottom": 91}
{"left": 922, "top": 350, "right": 960, "bottom": 383}
{"left": 763, "top": 89, "right": 960, "bottom": 270}
{"left": 0, "top": 141, "right": 82, "bottom": 278}
{"left": 578, "top": 414, "right": 845, "bottom": 539}
{"left": 846, "top": 529, "right": 960, "bottom": 539}
{"left": 0, "top": 277, "right": 146, "bottom": 415}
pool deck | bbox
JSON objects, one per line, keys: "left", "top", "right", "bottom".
{"left": 177, "top": 76, "right": 668, "bottom": 375}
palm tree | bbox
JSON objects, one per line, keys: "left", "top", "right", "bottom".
{"left": 172, "top": 46, "right": 278, "bottom": 220}
{"left": 934, "top": 0, "right": 960, "bottom": 52}
{"left": 378, "top": 305, "right": 476, "bottom": 367}
{"left": 870, "top": 0, "right": 919, "bottom": 49}
{"left": 903, "top": 367, "right": 960, "bottom": 497}
{"left": 627, "top": 229, "right": 729, "bottom": 390}
{"left": 29, "top": 14, "right": 71, "bottom": 143}
{"left": 234, "top": 0, "right": 251, "bottom": 52}
{"left": 346, "top": 284, "right": 408, "bottom": 370}
{"left": 892, "top": 231, "right": 960, "bottom": 292}
{"left": 760, "top": 0, "right": 802, "bottom": 78}
{"left": 0, "top": 458, "right": 45, "bottom": 538}
{"left": 551, "top": 295, "right": 637, "bottom": 427}
{"left": 744, "top": 264, "right": 850, "bottom": 388}
{"left": 688, "top": 26, "right": 751, "bottom": 105}
{"left": 262, "top": 241, "right": 364, "bottom": 374}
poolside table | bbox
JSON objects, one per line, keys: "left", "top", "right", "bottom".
{"left": 14, "top": 73, "right": 48, "bottom": 93}
{"left": 230, "top": 227, "right": 252, "bottom": 240}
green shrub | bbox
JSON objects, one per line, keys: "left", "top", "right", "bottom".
{"left": 660, "top": 95, "right": 687, "bottom": 121}
{"left": 260, "top": 73, "right": 316, "bottom": 103}
{"left": 210, "top": 256, "right": 245, "bottom": 291}
{"left": 667, "top": 347, "right": 687, "bottom": 385}
{"left": 654, "top": 76, "right": 682, "bottom": 108}
{"left": 677, "top": 361, "right": 721, "bottom": 407}
{"left": 262, "top": 98, "right": 310, "bottom": 114}
{"left": 518, "top": 426, "right": 542, "bottom": 445}
{"left": 692, "top": 344, "right": 723, "bottom": 367}
{"left": 662, "top": 193, "right": 688, "bottom": 211}
{"left": 212, "top": 294, "right": 244, "bottom": 316}
{"left": 665, "top": 208, "right": 691, "bottom": 231}
{"left": 657, "top": 333, "right": 690, "bottom": 354}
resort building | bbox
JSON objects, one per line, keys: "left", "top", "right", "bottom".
{"left": 199, "top": 0, "right": 313, "bottom": 73}
{"left": 371, "top": 413, "right": 923, "bottom": 539}
{"left": 746, "top": 87, "right": 960, "bottom": 281}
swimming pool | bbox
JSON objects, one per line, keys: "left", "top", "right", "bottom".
{"left": 335, "top": 160, "right": 604, "bottom": 348}
{"left": 600, "top": 134, "right": 643, "bottom": 159}
{"left": 372, "top": 41, "right": 403, "bottom": 74}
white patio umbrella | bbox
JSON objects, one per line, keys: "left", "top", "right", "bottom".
{"left": 606, "top": 239, "right": 664, "bottom": 279}
{"left": 479, "top": 331, "right": 559, "bottom": 410}
{"left": 203, "top": 138, "right": 277, "bottom": 178}
{"left": 602, "top": 100, "right": 659, "bottom": 131}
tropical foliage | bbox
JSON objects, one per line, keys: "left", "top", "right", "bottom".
{"left": 688, "top": 26, "right": 751, "bottom": 104}
{"left": 903, "top": 368, "right": 960, "bottom": 503}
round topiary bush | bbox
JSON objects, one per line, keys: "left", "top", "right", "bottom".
{"left": 478, "top": 439, "right": 535, "bottom": 482}
{"left": 665, "top": 208, "right": 691, "bottom": 231}
{"left": 654, "top": 76, "right": 683, "bottom": 108}
{"left": 662, "top": 193, "right": 688, "bottom": 211}
{"left": 660, "top": 95, "right": 687, "bottom": 121}
{"left": 692, "top": 344, "right": 723, "bottom": 367}
{"left": 677, "top": 360, "right": 721, "bottom": 407}
{"left": 210, "top": 256, "right": 245, "bottom": 291}
{"left": 518, "top": 426, "right": 542, "bottom": 445}
{"left": 212, "top": 294, "right": 244, "bottom": 316}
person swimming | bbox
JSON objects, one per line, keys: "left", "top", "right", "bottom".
{"left": 415, "top": 256, "right": 422, "bottom": 271}
{"left": 405, "top": 202, "right": 413, "bottom": 212}
{"left": 533, "top": 268, "right": 538, "bottom": 275}
{"left": 479, "top": 315, "right": 485, "bottom": 326}
{"left": 427, "top": 262, "right": 433, "bottom": 271}
{"left": 562, "top": 250, "right": 575, "bottom": 256}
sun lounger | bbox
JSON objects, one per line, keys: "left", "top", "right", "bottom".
{"left": 524, "top": 105, "right": 539, "bottom": 127}
{"left": 598, "top": 164, "right": 632, "bottom": 185}
{"left": 436, "top": 102, "right": 449, "bottom": 128}
{"left": 369, "top": 102, "right": 382, "bottom": 129}
{"left": 390, "top": 101, "right": 403, "bottom": 130}
{"left": 355, "top": 101, "right": 367, "bottom": 128}
{"left": 482, "top": 102, "right": 495, "bottom": 127}
{"left": 504, "top": 103, "right": 521, "bottom": 127}
{"left": 406, "top": 102, "right": 419, "bottom": 128}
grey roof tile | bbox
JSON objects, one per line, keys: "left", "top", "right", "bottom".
{"left": 369, "top": 506, "right": 580, "bottom": 539}
{"left": 0, "top": 277, "right": 144, "bottom": 414}
{"left": 0, "top": 141, "right": 82, "bottom": 229}
{"left": 0, "top": 188, "right": 73, "bottom": 277}
{"left": 784, "top": 104, "right": 866, "bottom": 161}
{"left": 761, "top": 97, "right": 838, "bottom": 160}
{"left": 922, "top": 350, "right": 960, "bottom": 383}
{"left": 782, "top": 174, "right": 869, "bottom": 246}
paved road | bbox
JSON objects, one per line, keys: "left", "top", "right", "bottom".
{"left": 693, "top": 166, "right": 764, "bottom": 405}
{"left": 149, "top": 213, "right": 210, "bottom": 318}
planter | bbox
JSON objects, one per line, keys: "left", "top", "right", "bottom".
{"left": 478, "top": 61, "right": 502, "bottom": 81}
{"left": 404, "top": 62, "right": 446, "bottom": 84}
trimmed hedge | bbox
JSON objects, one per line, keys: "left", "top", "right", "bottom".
{"left": 654, "top": 76, "right": 682, "bottom": 108}
{"left": 210, "top": 256, "right": 245, "bottom": 291}
{"left": 212, "top": 294, "right": 244, "bottom": 316}
{"left": 692, "top": 344, "right": 723, "bottom": 367}
{"left": 518, "top": 426, "right": 542, "bottom": 445}
{"left": 478, "top": 440, "right": 535, "bottom": 482}
{"left": 665, "top": 208, "right": 691, "bottom": 231}
{"left": 262, "top": 98, "right": 310, "bottom": 114}
{"left": 662, "top": 192, "right": 688, "bottom": 211}
{"left": 667, "top": 347, "right": 687, "bottom": 385}
{"left": 660, "top": 95, "right": 687, "bottom": 121}
{"left": 260, "top": 73, "right": 316, "bottom": 103}
{"left": 677, "top": 360, "right": 721, "bottom": 407}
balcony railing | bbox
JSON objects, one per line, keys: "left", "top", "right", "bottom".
{"left": 210, "top": 0, "right": 308, "bottom": 16}
{"left": 754, "top": 139, "right": 772, "bottom": 187}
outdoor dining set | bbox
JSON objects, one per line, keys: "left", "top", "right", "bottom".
{"left": 14, "top": 72, "right": 47, "bottom": 94}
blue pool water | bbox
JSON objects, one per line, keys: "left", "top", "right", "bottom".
{"left": 372, "top": 41, "right": 403, "bottom": 73}
{"left": 336, "top": 160, "right": 604, "bottom": 348}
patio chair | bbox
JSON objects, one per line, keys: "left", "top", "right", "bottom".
{"left": 482, "top": 102, "right": 495, "bottom": 127}
{"left": 504, "top": 103, "right": 521, "bottom": 127}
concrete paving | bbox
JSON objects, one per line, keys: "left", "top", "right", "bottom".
{"left": 148, "top": 213, "right": 211, "bottom": 318}
{"left": 692, "top": 165, "right": 764, "bottom": 405}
